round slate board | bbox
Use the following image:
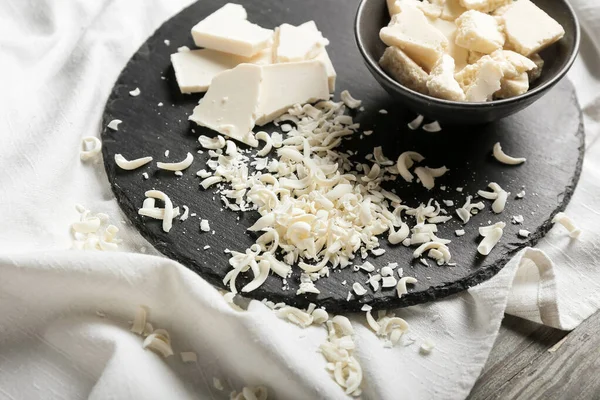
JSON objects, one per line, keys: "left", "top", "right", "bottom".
{"left": 101, "top": 0, "right": 584, "bottom": 313}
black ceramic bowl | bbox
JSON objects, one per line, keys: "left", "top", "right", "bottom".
{"left": 355, "top": 0, "right": 580, "bottom": 124}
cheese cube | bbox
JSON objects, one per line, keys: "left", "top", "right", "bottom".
{"left": 528, "top": 53, "right": 544, "bottom": 82}
{"left": 189, "top": 64, "right": 262, "bottom": 146}
{"left": 388, "top": 0, "right": 441, "bottom": 18}
{"left": 455, "top": 57, "right": 505, "bottom": 102}
{"left": 429, "top": 18, "right": 468, "bottom": 71}
{"left": 427, "top": 54, "right": 465, "bottom": 101}
{"left": 455, "top": 10, "right": 505, "bottom": 54}
{"left": 191, "top": 4, "right": 273, "bottom": 58}
{"left": 312, "top": 49, "right": 337, "bottom": 92}
{"left": 495, "top": 72, "right": 529, "bottom": 99}
{"left": 434, "top": 0, "right": 467, "bottom": 21}
{"left": 255, "top": 61, "right": 330, "bottom": 126}
{"left": 491, "top": 50, "right": 536, "bottom": 78}
{"left": 171, "top": 48, "right": 272, "bottom": 94}
{"left": 467, "top": 51, "right": 485, "bottom": 64}
{"left": 274, "top": 21, "right": 328, "bottom": 63}
{"left": 380, "top": 5, "right": 448, "bottom": 72}
{"left": 379, "top": 47, "right": 430, "bottom": 95}
{"left": 501, "top": 0, "right": 565, "bottom": 56}
{"left": 459, "top": 0, "right": 512, "bottom": 13}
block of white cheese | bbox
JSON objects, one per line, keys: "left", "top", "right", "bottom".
{"left": 459, "top": 0, "right": 512, "bottom": 13}
{"left": 171, "top": 48, "right": 272, "bottom": 94}
{"left": 273, "top": 21, "right": 328, "bottom": 63}
{"left": 495, "top": 72, "right": 529, "bottom": 99}
{"left": 380, "top": 5, "right": 448, "bottom": 72}
{"left": 455, "top": 58, "right": 505, "bottom": 102}
{"left": 427, "top": 54, "right": 465, "bottom": 101}
{"left": 379, "top": 47, "right": 429, "bottom": 95}
{"left": 501, "top": 0, "right": 565, "bottom": 57}
{"left": 388, "top": 0, "right": 442, "bottom": 18}
{"left": 455, "top": 10, "right": 505, "bottom": 54}
{"left": 189, "top": 64, "right": 262, "bottom": 146}
{"left": 491, "top": 50, "right": 536, "bottom": 78}
{"left": 255, "top": 60, "right": 330, "bottom": 125}
{"left": 434, "top": 0, "right": 467, "bottom": 21}
{"left": 528, "top": 53, "right": 544, "bottom": 82}
{"left": 191, "top": 3, "right": 273, "bottom": 58}
{"left": 312, "top": 49, "right": 337, "bottom": 92}
{"left": 429, "top": 18, "right": 468, "bottom": 71}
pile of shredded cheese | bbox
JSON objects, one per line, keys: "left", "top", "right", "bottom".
{"left": 71, "top": 205, "right": 122, "bottom": 251}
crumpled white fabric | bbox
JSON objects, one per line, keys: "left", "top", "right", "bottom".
{"left": 1, "top": 0, "right": 599, "bottom": 399}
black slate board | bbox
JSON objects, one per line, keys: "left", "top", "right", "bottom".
{"left": 101, "top": 0, "right": 584, "bottom": 313}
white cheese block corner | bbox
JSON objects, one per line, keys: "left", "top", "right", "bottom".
{"left": 189, "top": 64, "right": 262, "bottom": 147}
{"left": 312, "top": 49, "right": 336, "bottom": 92}
{"left": 191, "top": 3, "right": 272, "bottom": 58}
{"left": 274, "top": 22, "right": 327, "bottom": 63}
{"left": 171, "top": 48, "right": 273, "bottom": 94}
{"left": 255, "top": 60, "right": 330, "bottom": 126}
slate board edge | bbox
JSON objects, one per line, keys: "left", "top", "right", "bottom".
{"left": 100, "top": 2, "right": 586, "bottom": 313}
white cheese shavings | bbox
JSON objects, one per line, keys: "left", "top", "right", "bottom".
{"left": 143, "top": 330, "right": 174, "bottom": 358}
{"left": 353, "top": 282, "right": 367, "bottom": 296}
{"left": 518, "top": 229, "right": 531, "bottom": 238}
{"left": 107, "top": 119, "right": 122, "bottom": 131}
{"left": 114, "top": 154, "right": 153, "bottom": 170}
{"left": 278, "top": 306, "right": 313, "bottom": 328}
{"left": 230, "top": 386, "right": 269, "bottom": 400}
{"left": 382, "top": 276, "right": 398, "bottom": 288}
{"left": 129, "top": 88, "right": 141, "bottom": 97}
{"left": 512, "top": 215, "right": 524, "bottom": 224}
{"left": 130, "top": 306, "right": 149, "bottom": 335}
{"left": 164, "top": 39, "right": 170, "bottom": 46}
{"left": 180, "top": 352, "right": 198, "bottom": 363}
{"left": 361, "top": 305, "right": 372, "bottom": 312}
{"left": 178, "top": 46, "right": 190, "bottom": 52}
{"left": 80, "top": 137, "right": 102, "bottom": 161}
{"left": 71, "top": 205, "right": 122, "bottom": 251}
{"left": 396, "top": 277, "right": 417, "bottom": 298}
{"left": 142, "top": 172, "right": 149, "bottom": 180}
{"left": 516, "top": 190, "right": 526, "bottom": 199}
{"left": 420, "top": 339, "right": 435, "bottom": 355}
{"left": 477, "top": 222, "right": 505, "bottom": 255}
{"left": 379, "top": 109, "right": 388, "bottom": 114}
{"left": 157, "top": 152, "right": 194, "bottom": 172}
{"left": 397, "top": 151, "right": 425, "bottom": 182}
{"left": 200, "top": 219, "right": 210, "bottom": 232}
{"left": 199, "top": 135, "right": 226, "bottom": 149}
{"left": 143, "top": 190, "right": 175, "bottom": 232}
{"left": 422, "top": 121, "right": 442, "bottom": 132}
{"left": 456, "top": 196, "right": 485, "bottom": 224}
{"left": 552, "top": 212, "right": 581, "bottom": 238}
{"left": 213, "top": 378, "right": 224, "bottom": 391}
{"left": 455, "top": 229, "right": 466, "bottom": 237}
{"left": 493, "top": 142, "right": 526, "bottom": 165}
{"left": 413, "top": 241, "right": 451, "bottom": 264}
{"left": 340, "top": 90, "right": 362, "bottom": 109}
{"left": 408, "top": 115, "right": 424, "bottom": 130}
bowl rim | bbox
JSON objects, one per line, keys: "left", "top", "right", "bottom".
{"left": 354, "top": 0, "right": 581, "bottom": 108}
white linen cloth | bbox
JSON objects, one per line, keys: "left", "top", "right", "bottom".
{"left": 1, "top": 0, "right": 599, "bottom": 399}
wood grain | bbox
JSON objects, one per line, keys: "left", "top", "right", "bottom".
{"left": 100, "top": 0, "right": 585, "bottom": 312}
{"left": 470, "top": 312, "right": 600, "bottom": 400}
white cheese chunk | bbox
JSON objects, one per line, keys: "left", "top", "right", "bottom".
{"left": 429, "top": 18, "right": 468, "bottom": 71}
{"left": 427, "top": 55, "right": 465, "bottom": 101}
{"left": 171, "top": 49, "right": 271, "bottom": 94}
{"left": 436, "top": 0, "right": 467, "bottom": 21}
{"left": 459, "top": 0, "right": 512, "bottom": 13}
{"left": 456, "top": 58, "right": 505, "bottom": 102}
{"left": 379, "top": 47, "right": 429, "bottom": 95}
{"left": 496, "top": 72, "right": 529, "bottom": 99}
{"left": 501, "top": 0, "right": 565, "bottom": 57}
{"left": 274, "top": 21, "right": 327, "bottom": 63}
{"left": 189, "top": 64, "right": 262, "bottom": 146}
{"left": 380, "top": 5, "right": 448, "bottom": 72}
{"left": 528, "top": 53, "right": 544, "bottom": 82}
{"left": 255, "top": 61, "right": 330, "bottom": 126}
{"left": 455, "top": 10, "right": 505, "bottom": 54}
{"left": 388, "top": 0, "right": 443, "bottom": 18}
{"left": 312, "top": 49, "right": 337, "bottom": 92}
{"left": 191, "top": 3, "right": 273, "bottom": 58}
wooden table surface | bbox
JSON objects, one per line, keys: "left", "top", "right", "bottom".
{"left": 468, "top": 311, "right": 600, "bottom": 399}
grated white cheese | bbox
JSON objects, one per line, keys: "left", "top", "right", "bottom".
{"left": 213, "top": 378, "right": 224, "bottom": 391}
{"left": 493, "top": 142, "right": 526, "bottom": 165}
{"left": 552, "top": 212, "right": 581, "bottom": 238}
{"left": 130, "top": 306, "right": 149, "bottom": 335}
{"left": 142, "top": 172, "right": 149, "bottom": 180}
{"left": 80, "top": 137, "right": 102, "bottom": 161}
{"left": 107, "top": 119, "right": 122, "bottom": 131}
{"left": 352, "top": 282, "right": 367, "bottom": 296}
{"left": 422, "top": 121, "right": 442, "bottom": 133}
{"left": 407, "top": 115, "right": 424, "bottom": 130}
{"left": 420, "top": 339, "right": 435, "bottom": 355}
{"left": 455, "top": 229, "right": 465, "bottom": 237}
{"left": 516, "top": 190, "right": 526, "bottom": 199}
{"left": 340, "top": 90, "right": 362, "bottom": 109}
{"left": 396, "top": 277, "right": 417, "bottom": 298}
{"left": 379, "top": 109, "right": 388, "bottom": 114}
{"left": 114, "top": 154, "right": 153, "bottom": 170}
{"left": 164, "top": 39, "right": 170, "bottom": 46}
{"left": 200, "top": 219, "right": 210, "bottom": 232}
{"left": 157, "top": 152, "right": 194, "bottom": 172}
{"left": 512, "top": 215, "right": 524, "bottom": 224}
{"left": 397, "top": 151, "right": 425, "bottom": 182}
{"left": 456, "top": 196, "right": 485, "bottom": 224}
{"left": 129, "top": 88, "right": 141, "bottom": 97}
{"left": 143, "top": 330, "right": 173, "bottom": 358}
{"left": 180, "top": 352, "right": 198, "bottom": 363}
{"left": 478, "top": 182, "right": 508, "bottom": 213}
{"left": 477, "top": 222, "right": 506, "bottom": 255}
{"left": 142, "top": 190, "right": 175, "bottom": 233}
{"left": 518, "top": 229, "right": 531, "bottom": 238}
{"left": 71, "top": 205, "right": 122, "bottom": 251}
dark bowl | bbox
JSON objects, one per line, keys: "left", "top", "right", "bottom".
{"left": 355, "top": 0, "right": 580, "bottom": 124}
